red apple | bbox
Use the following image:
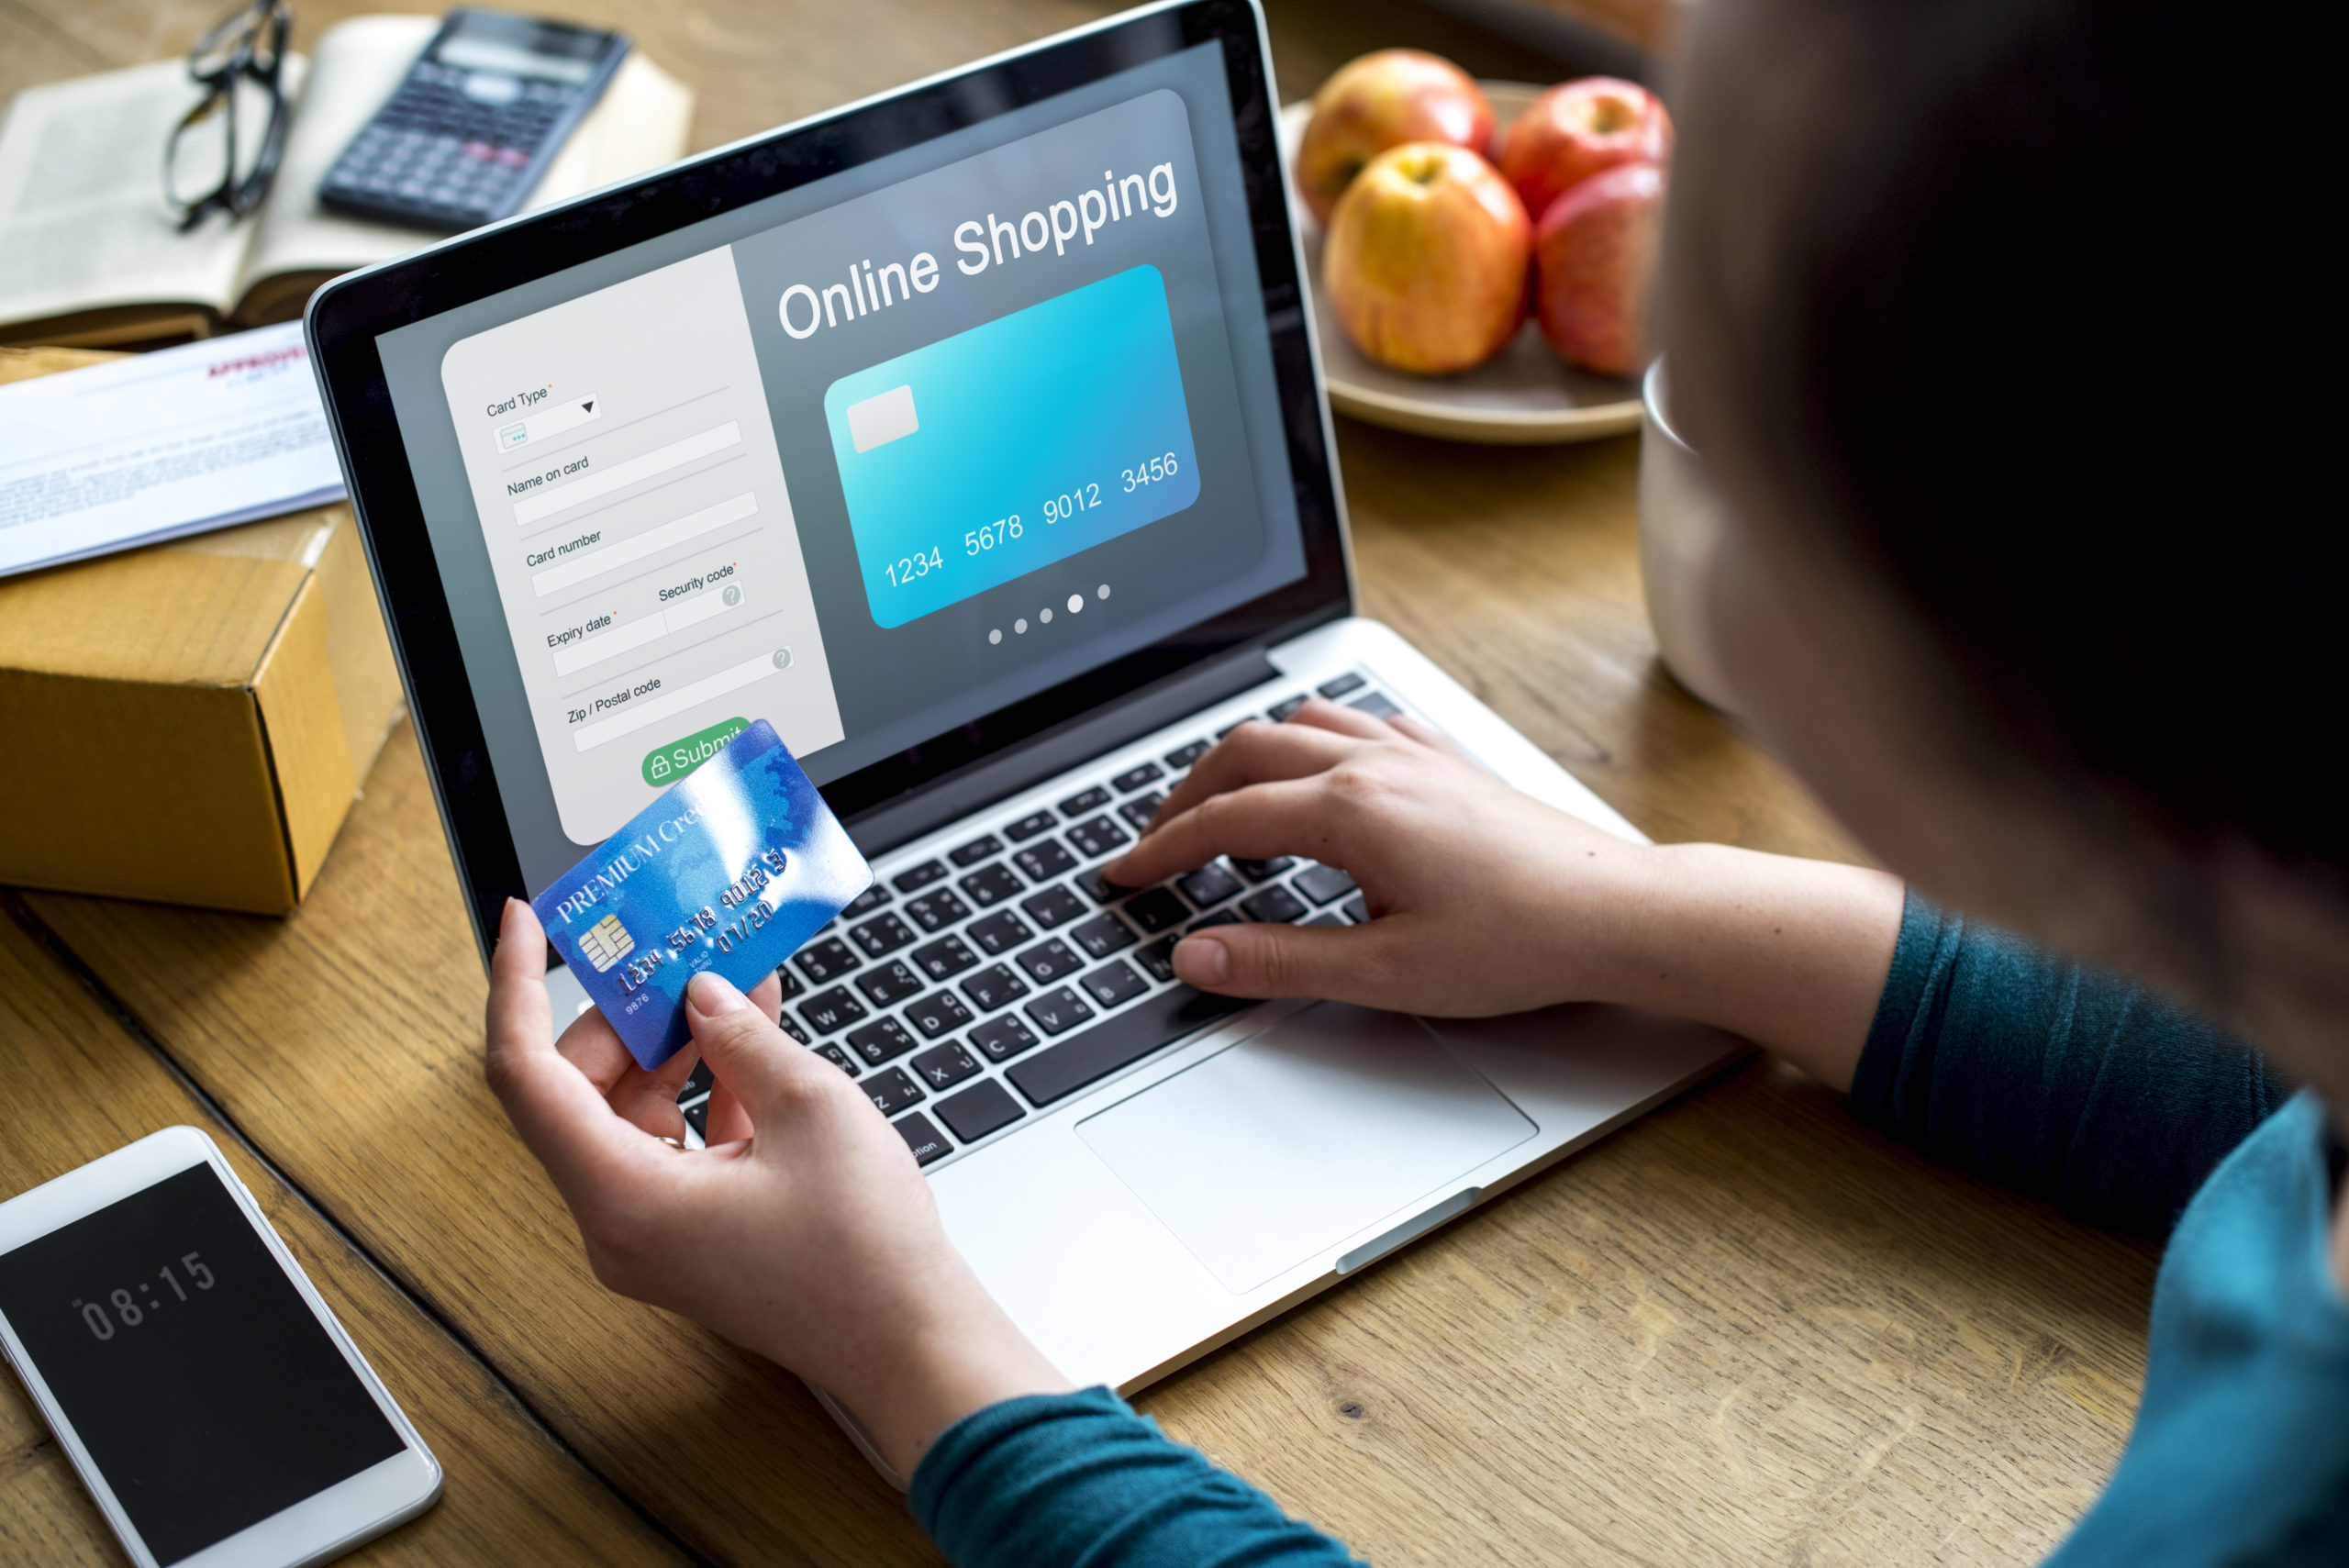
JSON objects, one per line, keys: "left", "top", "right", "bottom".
{"left": 1324, "top": 141, "right": 1531, "bottom": 374}
{"left": 1295, "top": 50, "right": 1494, "bottom": 228}
{"left": 1498, "top": 77, "right": 1672, "bottom": 231}
{"left": 1534, "top": 160, "right": 1664, "bottom": 377}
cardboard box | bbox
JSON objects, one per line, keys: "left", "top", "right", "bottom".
{"left": 0, "top": 349, "right": 403, "bottom": 914}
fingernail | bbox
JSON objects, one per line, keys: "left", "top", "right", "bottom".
{"left": 688, "top": 971, "right": 749, "bottom": 1015}
{"left": 1174, "top": 933, "right": 1230, "bottom": 986}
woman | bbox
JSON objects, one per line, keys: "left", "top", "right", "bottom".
{"left": 484, "top": 0, "right": 2348, "bottom": 1558}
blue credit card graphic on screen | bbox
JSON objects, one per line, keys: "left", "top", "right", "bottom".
{"left": 823, "top": 264, "right": 1201, "bottom": 628}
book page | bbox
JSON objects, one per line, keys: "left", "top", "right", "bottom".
{"left": 0, "top": 59, "right": 303, "bottom": 334}
{"left": 236, "top": 19, "right": 697, "bottom": 322}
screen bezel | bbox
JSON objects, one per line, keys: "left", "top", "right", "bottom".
{"left": 0, "top": 1128, "right": 441, "bottom": 1568}
{"left": 306, "top": 0, "right": 1350, "bottom": 954}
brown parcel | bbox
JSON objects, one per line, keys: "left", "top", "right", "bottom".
{"left": 0, "top": 347, "right": 402, "bottom": 914}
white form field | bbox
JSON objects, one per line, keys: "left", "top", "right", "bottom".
{"left": 551, "top": 584, "right": 745, "bottom": 676}
{"left": 531, "top": 491, "right": 757, "bottom": 595}
{"left": 512, "top": 420, "right": 742, "bottom": 527}
{"left": 572, "top": 650, "right": 792, "bottom": 752}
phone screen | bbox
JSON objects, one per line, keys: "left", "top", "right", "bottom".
{"left": 0, "top": 1163, "right": 405, "bottom": 1566}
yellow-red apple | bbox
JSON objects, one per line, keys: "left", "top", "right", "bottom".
{"left": 1324, "top": 141, "right": 1531, "bottom": 374}
{"left": 1295, "top": 50, "right": 1494, "bottom": 228}
{"left": 1534, "top": 159, "right": 1664, "bottom": 376}
{"left": 1498, "top": 77, "right": 1671, "bottom": 229}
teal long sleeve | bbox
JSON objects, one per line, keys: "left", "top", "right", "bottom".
{"left": 1851, "top": 892, "right": 2290, "bottom": 1237}
{"left": 911, "top": 1385, "right": 1361, "bottom": 1568}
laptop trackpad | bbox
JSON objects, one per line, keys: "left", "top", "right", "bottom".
{"left": 1075, "top": 1004, "right": 1537, "bottom": 1294}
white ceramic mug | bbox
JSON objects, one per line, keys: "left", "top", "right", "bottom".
{"left": 1638, "top": 359, "right": 1737, "bottom": 712}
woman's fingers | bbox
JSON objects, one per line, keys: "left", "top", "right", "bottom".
{"left": 1282, "top": 696, "right": 1399, "bottom": 741}
{"left": 1142, "top": 718, "right": 1361, "bottom": 831}
{"left": 484, "top": 900, "right": 645, "bottom": 1197}
{"left": 1111, "top": 776, "right": 1352, "bottom": 888}
{"left": 1169, "top": 915, "right": 1419, "bottom": 1007}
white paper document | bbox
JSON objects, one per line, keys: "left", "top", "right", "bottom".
{"left": 0, "top": 321, "right": 346, "bottom": 579}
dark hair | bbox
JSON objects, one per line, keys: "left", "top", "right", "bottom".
{"left": 1664, "top": 0, "right": 2346, "bottom": 877}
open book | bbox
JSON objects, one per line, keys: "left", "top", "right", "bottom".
{"left": 0, "top": 15, "right": 694, "bottom": 348}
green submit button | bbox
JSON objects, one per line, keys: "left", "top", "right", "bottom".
{"left": 642, "top": 717, "right": 751, "bottom": 788}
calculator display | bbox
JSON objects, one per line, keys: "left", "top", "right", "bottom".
{"left": 433, "top": 13, "right": 608, "bottom": 85}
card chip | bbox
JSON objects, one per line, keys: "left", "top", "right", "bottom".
{"left": 579, "top": 913, "right": 635, "bottom": 972}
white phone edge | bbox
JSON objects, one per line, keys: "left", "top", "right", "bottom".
{"left": 0, "top": 1126, "right": 444, "bottom": 1568}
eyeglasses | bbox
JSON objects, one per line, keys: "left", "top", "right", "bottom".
{"left": 164, "top": 0, "right": 293, "bottom": 230}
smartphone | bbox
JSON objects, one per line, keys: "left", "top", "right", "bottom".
{"left": 0, "top": 1127, "right": 441, "bottom": 1568}
{"left": 317, "top": 8, "right": 629, "bottom": 232}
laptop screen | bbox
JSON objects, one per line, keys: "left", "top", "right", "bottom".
{"left": 362, "top": 24, "right": 1321, "bottom": 894}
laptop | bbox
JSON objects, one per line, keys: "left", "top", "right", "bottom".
{"left": 306, "top": 0, "right": 1740, "bottom": 1479}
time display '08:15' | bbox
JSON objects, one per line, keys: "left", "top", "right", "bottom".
{"left": 73, "top": 1251, "right": 216, "bottom": 1340}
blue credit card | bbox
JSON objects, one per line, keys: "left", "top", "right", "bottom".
{"left": 822, "top": 264, "right": 1202, "bottom": 628}
{"left": 529, "top": 719, "right": 872, "bottom": 1070}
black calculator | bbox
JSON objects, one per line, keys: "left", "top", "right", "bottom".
{"left": 318, "top": 10, "right": 629, "bottom": 232}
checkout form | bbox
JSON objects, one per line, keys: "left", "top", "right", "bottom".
{"left": 440, "top": 248, "right": 845, "bottom": 846}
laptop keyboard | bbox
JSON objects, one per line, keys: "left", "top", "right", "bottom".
{"left": 675, "top": 670, "right": 1388, "bottom": 1169}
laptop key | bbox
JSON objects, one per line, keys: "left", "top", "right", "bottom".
{"left": 862, "top": 1067, "right": 923, "bottom": 1116}
{"left": 1134, "top": 937, "right": 1177, "bottom": 983}
{"left": 683, "top": 1058, "right": 716, "bottom": 1099}
{"left": 893, "top": 1111, "right": 952, "bottom": 1166}
{"left": 1350, "top": 691, "right": 1404, "bottom": 719}
{"left": 850, "top": 911, "right": 918, "bottom": 957}
{"left": 1230, "top": 856, "right": 1295, "bottom": 884}
{"left": 1216, "top": 718, "right": 1253, "bottom": 739}
{"left": 905, "top": 889, "right": 972, "bottom": 930}
{"left": 961, "top": 963, "right": 1030, "bottom": 1011}
{"left": 855, "top": 960, "right": 924, "bottom": 1007}
{"left": 1069, "top": 911, "right": 1137, "bottom": 958}
{"left": 1021, "top": 884, "right": 1086, "bottom": 929}
{"left": 934, "top": 1079, "right": 1026, "bottom": 1143}
{"left": 683, "top": 1098, "right": 709, "bottom": 1139}
{"left": 780, "top": 1017, "right": 811, "bottom": 1045}
{"left": 906, "top": 988, "right": 974, "bottom": 1038}
{"left": 794, "top": 937, "right": 861, "bottom": 984}
{"left": 1004, "top": 810, "right": 1057, "bottom": 841}
{"left": 894, "top": 860, "right": 949, "bottom": 893}
{"left": 814, "top": 1041, "right": 861, "bottom": 1075}
{"left": 1175, "top": 862, "right": 1241, "bottom": 909}
{"left": 1111, "top": 762, "right": 1163, "bottom": 793}
{"left": 1065, "top": 817, "right": 1130, "bottom": 860}
{"left": 1123, "top": 887, "right": 1186, "bottom": 933}
{"left": 846, "top": 1016, "right": 918, "bottom": 1066}
{"left": 1318, "top": 671, "right": 1365, "bottom": 700}
{"left": 1187, "top": 909, "right": 1243, "bottom": 934}
{"left": 1015, "top": 938, "right": 1082, "bottom": 984}
{"left": 1007, "top": 985, "right": 1253, "bottom": 1107}
{"left": 1058, "top": 784, "right": 1110, "bottom": 816}
{"left": 1118, "top": 792, "right": 1163, "bottom": 831}
{"left": 1079, "top": 959, "right": 1148, "bottom": 1009}
{"left": 967, "top": 909, "right": 1033, "bottom": 955}
{"left": 1342, "top": 894, "right": 1370, "bottom": 924}
{"left": 1162, "top": 738, "right": 1209, "bottom": 770}
{"left": 1293, "top": 862, "right": 1358, "bottom": 905}
{"left": 1240, "top": 884, "right": 1308, "bottom": 924}
{"left": 968, "top": 1014, "right": 1039, "bottom": 1062}
{"left": 798, "top": 987, "right": 867, "bottom": 1035}
{"left": 1267, "top": 695, "right": 1308, "bottom": 721}
{"left": 949, "top": 833, "right": 1002, "bottom": 867}
{"left": 910, "top": 1040, "right": 982, "bottom": 1091}
{"left": 910, "top": 934, "right": 980, "bottom": 982}
{"left": 1024, "top": 987, "right": 1095, "bottom": 1036}
{"left": 1304, "top": 911, "right": 1346, "bottom": 928}
{"left": 772, "top": 965, "right": 806, "bottom": 999}
{"left": 1074, "top": 866, "right": 1133, "bottom": 905}
{"left": 959, "top": 862, "right": 1024, "bottom": 907}
{"left": 842, "top": 884, "right": 892, "bottom": 918}
{"left": 1013, "top": 840, "right": 1076, "bottom": 882}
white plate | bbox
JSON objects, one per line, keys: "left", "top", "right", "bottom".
{"left": 1278, "top": 82, "right": 1643, "bottom": 445}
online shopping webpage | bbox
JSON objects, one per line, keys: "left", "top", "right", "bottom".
{"left": 382, "top": 50, "right": 1308, "bottom": 884}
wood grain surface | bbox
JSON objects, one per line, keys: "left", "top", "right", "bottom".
{"left": 4, "top": 2, "right": 2159, "bottom": 1564}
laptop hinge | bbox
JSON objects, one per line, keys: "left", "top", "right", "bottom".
{"left": 844, "top": 643, "right": 1281, "bottom": 857}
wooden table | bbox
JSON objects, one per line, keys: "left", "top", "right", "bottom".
{"left": 2, "top": 4, "right": 2158, "bottom": 1563}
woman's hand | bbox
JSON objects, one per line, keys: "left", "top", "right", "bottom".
{"left": 484, "top": 899, "right": 1070, "bottom": 1477}
{"left": 1106, "top": 700, "right": 1660, "bottom": 1016}
{"left": 1105, "top": 701, "right": 1907, "bottom": 1086}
